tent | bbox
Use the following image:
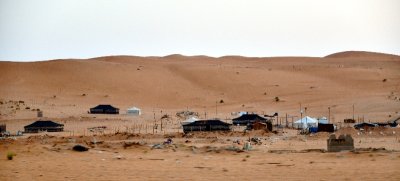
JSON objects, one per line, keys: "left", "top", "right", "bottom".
{"left": 182, "top": 119, "right": 231, "bottom": 133}
{"left": 293, "top": 116, "right": 318, "bottom": 129}
{"left": 24, "top": 120, "right": 64, "bottom": 133}
{"left": 181, "top": 117, "right": 199, "bottom": 125}
{"left": 232, "top": 114, "right": 269, "bottom": 125}
{"left": 90, "top": 105, "right": 119, "bottom": 114}
{"left": 127, "top": 107, "right": 141, "bottom": 116}
{"left": 317, "top": 117, "right": 329, "bottom": 124}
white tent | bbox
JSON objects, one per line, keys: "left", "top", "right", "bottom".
{"left": 293, "top": 116, "right": 318, "bottom": 129}
{"left": 317, "top": 117, "right": 329, "bottom": 124}
{"left": 181, "top": 117, "right": 199, "bottom": 125}
{"left": 127, "top": 107, "right": 141, "bottom": 116}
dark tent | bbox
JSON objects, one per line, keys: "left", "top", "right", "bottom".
{"left": 318, "top": 123, "right": 334, "bottom": 132}
{"left": 182, "top": 119, "right": 231, "bottom": 133}
{"left": 354, "top": 122, "right": 378, "bottom": 130}
{"left": 90, "top": 104, "right": 119, "bottom": 114}
{"left": 24, "top": 120, "right": 64, "bottom": 133}
{"left": 232, "top": 114, "right": 269, "bottom": 126}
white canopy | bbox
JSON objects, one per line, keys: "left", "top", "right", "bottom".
{"left": 293, "top": 116, "right": 318, "bottom": 129}
{"left": 181, "top": 117, "right": 199, "bottom": 125}
{"left": 127, "top": 107, "right": 141, "bottom": 115}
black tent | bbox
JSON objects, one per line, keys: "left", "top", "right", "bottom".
{"left": 354, "top": 122, "right": 378, "bottom": 130}
{"left": 232, "top": 114, "right": 269, "bottom": 125}
{"left": 90, "top": 104, "right": 119, "bottom": 114}
{"left": 24, "top": 120, "right": 64, "bottom": 133}
{"left": 182, "top": 119, "right": 231, "bottom": 133}
{"left": 318, "top": 123, "right": 334, "bottom": 132}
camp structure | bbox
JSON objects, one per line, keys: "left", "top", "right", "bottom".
{"left": 181, "top": 117, "right": 199, "bottom": 125}
{"left": 317, "top": 123, "right": 335, "bottom": 132}
{"left": 317, "top": 117, "right": 329, "bottom": 124}
{"left": 232, "top": 113, "right": 270, "bottom": 126}
{"left": 293, "top": 116, "right": 318, "bottom": 129}
{"left": 246, "top": 121, "right": 273, "bottom": 131}
{"left": 24, "top": 120, "right": 64, "bottom": 133}
{"left": 182, "top": 119, "right": 231, "bottom": 133}
{"left": 90, "top": 104, "right": 119, "bottom": 114}
{"left": 354, "top": 122, "right": 378, "bottom": 130}
{"left": 127, "top": 107, "right": 141, "bottom": 116}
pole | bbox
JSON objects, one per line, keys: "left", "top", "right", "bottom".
{"left": 352, "top": 104, "right": 355, "bottom": 120}
{"left": 215, "top": 101, "right": 218, "bottom": 118}
{"left": 328, "top": 107, "right": 331, "bottom": 124}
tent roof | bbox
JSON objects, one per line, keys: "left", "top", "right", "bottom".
{"left": 295, "top": 116, "right": 318, "bottom": 123}
{"left": 232, "top": 114, "right": 267, "bottom": 121}
{"left": 184, "top": 119, "right": 231, "bottom": 126}
{"left": 24, "top": 120, "right": 63, "bottom": 128}
{"left": 183, "top": 117, "right": 199, "bottom": 122}
{"left": 127, "top": 107, "right": 140, "bottom": 110}
{"left": 91, "top": 104, "right": 118, "bottom": 110}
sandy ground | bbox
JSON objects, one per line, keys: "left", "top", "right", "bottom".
{"left": 0, "top": 51, "right": 400, "bottom": 180}
{"left": 0, "top": 129, "right": 400, "bottom": 181}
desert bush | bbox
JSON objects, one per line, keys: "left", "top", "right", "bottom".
{"left": 7, "top": 152, "right": 16, "bottom": 160}
{"left": 274, "top": 97, "right": 280, "bottom": 102}
{"left": 382, "top": 79, "right": 387, "bottom": 82}
{"left": 219, "top": 99, "right": 224, "bottom": 103}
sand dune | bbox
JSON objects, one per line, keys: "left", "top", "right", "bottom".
{"left": 0, "top": 51, "right": 399, "bottom": 122}
{"left": 325, "top": 51, "right": 399, "bottom": 59}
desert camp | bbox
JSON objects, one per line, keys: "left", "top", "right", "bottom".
{"left": 1, "top": 1, "right": 400, "bottom": 180}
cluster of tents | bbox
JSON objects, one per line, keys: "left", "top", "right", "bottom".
{"left": 89, "top": 104, "right": 141, "bottom": 116}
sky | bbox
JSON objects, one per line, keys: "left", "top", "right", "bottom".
{"left": 0, "top": 0, "right": 399, "bottom": 61}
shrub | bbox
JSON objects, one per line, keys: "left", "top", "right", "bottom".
{"left": 274, "top": 97, "right": 280, "bottom": 102}
{"left": 219, "top": 99, "right": 224, "bottom": 103}
{"left": 7, "top": 152, "right": 16, "bottom": 160}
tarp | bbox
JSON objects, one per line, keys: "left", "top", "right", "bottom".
{"left": 293, "top": 116, "right": 318, "bottom": 129}
{"left": 181, "top": 117, "right": 199, "bottom": 125}
{"left": 127, "top": 107, "right": 141, "bottom": 115}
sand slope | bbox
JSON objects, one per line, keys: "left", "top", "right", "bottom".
{"left": 0, "top": 51, "right": 399, "bottom": 122}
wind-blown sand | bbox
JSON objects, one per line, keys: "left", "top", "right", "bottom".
{"left": 0, "top": 51, "right": 400, "bottom": 180}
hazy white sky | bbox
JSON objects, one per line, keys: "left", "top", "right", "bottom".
{"left": 0, "top": 0, "right": 399, "bottom": 61}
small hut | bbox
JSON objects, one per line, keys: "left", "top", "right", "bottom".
{"left": 90, "top": 104, "right": 119, "bottom": 114}
{"left": 182, "top": 119, "right": 231, "bottom": 133}
{"left": 24, "top": 120, "right": 64, "bottom": 133}
{"left": 232, "top": 114, "right": 269, "bottom": 126}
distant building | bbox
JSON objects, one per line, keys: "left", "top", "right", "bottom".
{"left": 90, "top": 104, "right": 119, "bottom": 114}
{"left": 182, "top": 119, "right": 231, "bottom": 133}
{"left": 232, "top": 114, "right": 270, "bottom": 126}
{"left": 24, "top": 120, "right": 64, "bottom": 133}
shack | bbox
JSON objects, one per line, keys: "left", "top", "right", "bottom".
{"left": 232, "top": 114, "right": 269, "bottom": 126}
{"left": 24, "top": 120, "right": 64, "bottom": 133}
{"left": 327, "top": 134, "right": 354, "bottom": 152}
{"left": 90, "top": 104, "right": 119, "bottom": 114}
{"left": 182, "top": 119, "right": 231, "bottom": 133}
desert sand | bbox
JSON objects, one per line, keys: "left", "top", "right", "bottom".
{"left": 0, "top": 51, "right": 400, "bottom": 180}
